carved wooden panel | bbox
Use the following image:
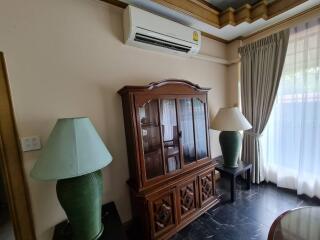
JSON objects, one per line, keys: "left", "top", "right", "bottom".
{"left": 199, "top": 170, "right": 215, "bottom": 207}
{"left": 148, "top": 189, "right": 177, "bottom": 238}
{"left": 201, "top": 175, "right": 213, "bottom": 201}
{"left": 154, "top": 198, "right": 173, "bottom": 232}
{"left": 177, "top": 178, "right": 198, "bottom": 222}
{"left": 180, "top": 184, "right": 195, "bottom": 214}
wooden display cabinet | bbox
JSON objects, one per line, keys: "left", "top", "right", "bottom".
{"left": 118, "top": 80, "right": 219, "bottom": 240}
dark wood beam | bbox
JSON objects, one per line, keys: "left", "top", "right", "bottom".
{"left": 100, "top": 0, "right": 127, "bottom": 9}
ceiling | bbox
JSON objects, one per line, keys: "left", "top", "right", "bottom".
{"left": 108, "top": 0, "right": 320, "bottom": 42}
{"left": 204, "top": 0, "right": 263, "bottom": 11}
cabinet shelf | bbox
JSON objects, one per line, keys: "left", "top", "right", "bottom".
{"left": 141, "top": 122, "right": 159, "bottom": 128}
{"left": 144, "top": 148, "right": 161, "bottom": 156}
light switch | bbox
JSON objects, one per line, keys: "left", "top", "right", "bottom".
{"left": 20, "top": 136, "right": 41, "bottom": 152}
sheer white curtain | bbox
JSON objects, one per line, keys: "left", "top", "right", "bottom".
{"left": 179, "top": 99, "right": 196, "bottom": 161}
{"left": 261, "top": 18, "right": 320, "bottom": 198}
{"left": 193, "top": 99, "right": 208, "bottom": 158}
{"left": 161, "top": 99, "right": 176, "bottom": 141}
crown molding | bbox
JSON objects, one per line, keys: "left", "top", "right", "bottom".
{"left": 241, "top": 3, "right": 320, "bottom": 44}
{"left": 152, "top": 0, "right": 307, "bottom": 28}
{"left": 152, "top": 0, "right": 220, "bottom": 27}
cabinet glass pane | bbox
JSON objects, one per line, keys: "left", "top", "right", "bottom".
{"left": 160, "top": 99, "right": 180, "bottom": 173}
{"left": 193, "top": 98, "right": 208, "bottom": 159}
{"left": 178, "top": 99, "right": 196, "bottom": 164}
{"left": 139, "top": 100, "right": 164, "bottom": 179}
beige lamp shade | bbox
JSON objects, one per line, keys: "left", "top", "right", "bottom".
{"left": 212, "top": 107, "right": 252, "bottom": 131}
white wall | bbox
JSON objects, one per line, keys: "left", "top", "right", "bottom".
{"left": 0, "top": 0, "right": 228, "bottom": 239}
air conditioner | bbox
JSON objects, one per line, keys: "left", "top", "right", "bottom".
{"left": 123, "top": 6, "right": 201, "bottom": 55}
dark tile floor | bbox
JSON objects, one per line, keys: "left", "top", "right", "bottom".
{"left": 170, "top": 178, "right": 320, "bottom": 240}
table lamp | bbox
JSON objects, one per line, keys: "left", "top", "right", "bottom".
{"left": 30, "top": 117, "right": 112, "bottom": 240}
{"left": 212, "top": 107, "right": 252, "bottom": 168}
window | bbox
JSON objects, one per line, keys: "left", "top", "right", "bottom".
{"left": 261, "top": 18, "right": 320, "bottom": 198}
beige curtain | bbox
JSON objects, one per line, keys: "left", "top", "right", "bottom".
{"left": 239, "top": 29, "right": 289, "bottom": 183}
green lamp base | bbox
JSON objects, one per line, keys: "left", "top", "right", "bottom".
{"left": 219, "top": 131, "right": 242, "bottom": 168}
{"left": 56, "top": 170, "right": 104, "bottom": 240}
{"left": 92, "top": 224, "right": 104, "bottom": 240}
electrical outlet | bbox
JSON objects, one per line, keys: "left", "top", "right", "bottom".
{"left": 20, "top": 136, "right": 41, "bottom": 152}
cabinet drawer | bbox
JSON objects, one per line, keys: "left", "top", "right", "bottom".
{"left": 198, "top": 170, "right": 215, "bottom": 207}
{"left": 177, "top": 177, "right": 198, "bottom": 223}
{"left": 147, "top": 189, "right": 177, "bottom": 239}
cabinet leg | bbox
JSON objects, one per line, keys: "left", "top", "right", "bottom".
{"left": 231, "top": 177, "right": 236, "bottom": 202}
{"left": 246, "top": 169, "right": 251, "bottom": 190}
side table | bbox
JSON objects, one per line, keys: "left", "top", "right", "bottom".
{"left": 215, "top": 157, "right": 252, "bottom": 202}
{"left": 53, "top": 202, "right": 127, "bottom": 240}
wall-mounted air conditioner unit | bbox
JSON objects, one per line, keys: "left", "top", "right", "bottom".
{"left": 123, "top": 6, "right": 201, "bottom": 55}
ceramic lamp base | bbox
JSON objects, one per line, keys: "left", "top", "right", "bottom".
{"left": 219, "top": 131, "right": 242, "bottom": 168}
{"left": 56, "top": 170, "right": 104, "bottom": 240}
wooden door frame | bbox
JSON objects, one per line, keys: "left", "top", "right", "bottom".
{"left": 0, "top": 52, "right": 36, "bottom": 239}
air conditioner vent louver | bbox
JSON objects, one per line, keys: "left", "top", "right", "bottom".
{"left": 134, "top": 33, "right": 192, "bottom": 53}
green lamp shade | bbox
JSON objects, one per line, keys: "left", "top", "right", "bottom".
{"left": 30, "top": 117, "right": 112, "bottom": 180}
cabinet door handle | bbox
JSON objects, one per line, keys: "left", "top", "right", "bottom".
{"left": 178, "top": 130, "right": 182, "bottom": 138}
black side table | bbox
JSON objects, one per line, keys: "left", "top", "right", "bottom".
{"left": 215, "top": 157, "right": 252, "bottom": 202}
{"left": 53, "top": 202, "right": 127, "bottom": 240}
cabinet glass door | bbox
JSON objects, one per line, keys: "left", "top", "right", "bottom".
{"left": 160, "top": 99, "right": 181, "bottom": 173}
{"left": 178, "top": 99, "right": 196, "bottom": 164}
{"left": 193, "top": 98, "right": 208, "bottom": 159}
{"left": 139, "top": 100, "right": 164, "bottom": 179}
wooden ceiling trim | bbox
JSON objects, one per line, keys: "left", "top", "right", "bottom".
{"left": 189, "top": 0, "right": 220, "bottom": 14}
{"left": 220, "top": 8, "right": 236, "bottom": 27}
{"left": 235, "top": 4, "right": 252, "bottom": 24}
{"left": 152, "top": 0, "right": 220, "bottom": 28}
{"left": 268, "top": 0, "right": 307, "bottom": 18}
{"left": 152, "top": 0, "right": 307, "bottom": 28}
{"left": 242, "top": 3, "right": 320, "bottom": 44}
{"left": 251, "top": 1, "right": 268, "bottom": 21}
{"left": 100, "top": 0, "right": 127, "bottom": 9}
{"left": 202, "top": 32, "right": 229, "bottom": 44}
{"left": 193, "top": 0, "right": 222, "bottom": 12}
